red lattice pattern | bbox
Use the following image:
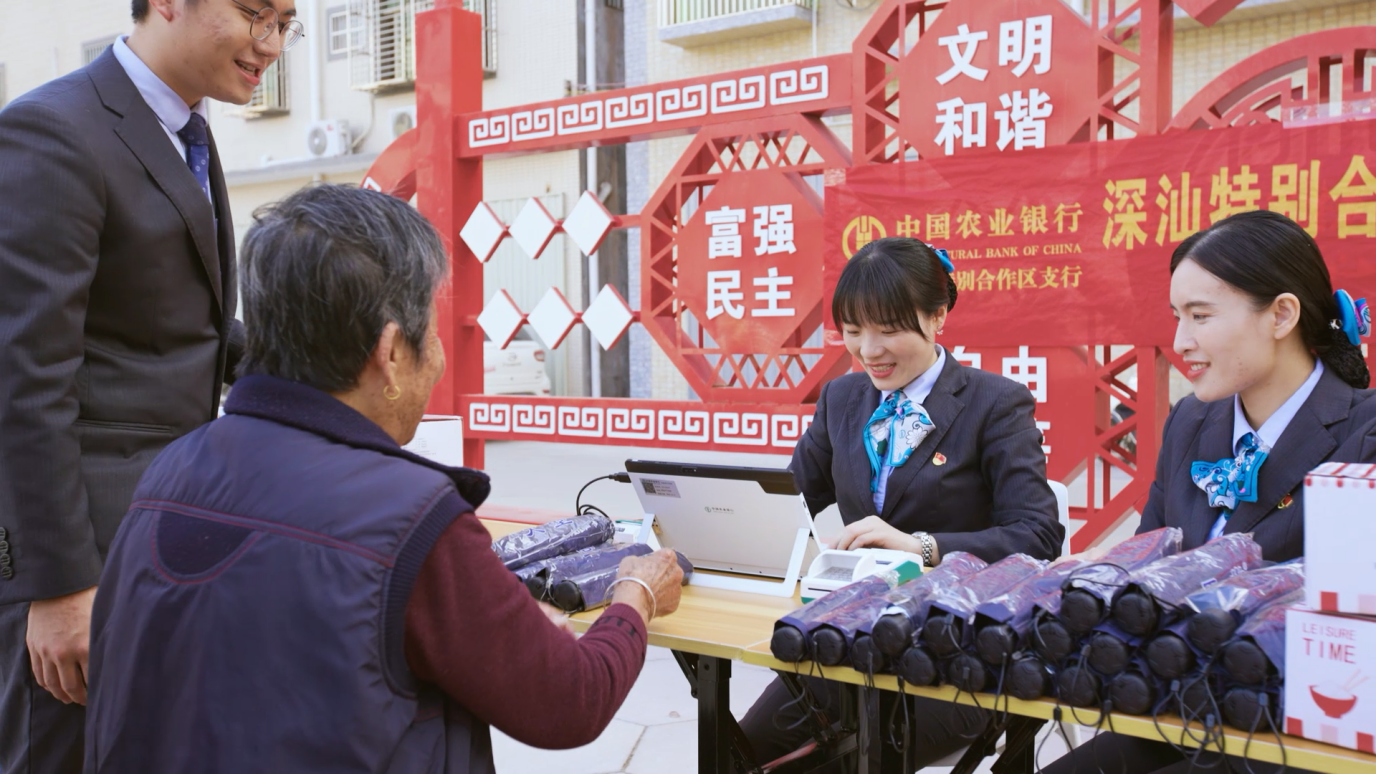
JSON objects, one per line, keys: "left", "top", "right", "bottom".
{"left": 1170, "top": 28, "right": 1376, "bottom": 131}
{"left": 640, "top": 116, "right": 852, "bottom": 403}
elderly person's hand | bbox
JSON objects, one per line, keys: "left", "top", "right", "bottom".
{"left": 611, "top": 549, "right": 684, "bottom": 624}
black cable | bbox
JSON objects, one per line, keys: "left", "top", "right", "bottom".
{"left": 992, "top": 656, "right": 1013, "bottom": 727}
{"left": 858, "top": 684, "right": 872, "bottom": 761}
{"left": 574, "top": 472, "right": 631, "bottom": 516}
{"left": 1243, "top": 692, "right": 1264, "bottom": 774}
{"left": 1262, "top": 694, "right": 1288, "bottom": 774}
{"left": 1151, "top": 680, "right": 1194, "bottom": 757}
{"left": 886, "top": 677, "right": 909, "bottom": 753}
{"left": 1101, "top": 700, "right": 1132, "bottom": 774}
{"left": 1033, "top": 705, "right": 1054, "bottom": 774}
{"left": 578, "top": 503, "right": 610, "bottom": 520}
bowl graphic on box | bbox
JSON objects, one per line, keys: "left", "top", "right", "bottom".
{"left": 1310, "top": 683, "right": 1358, "bottom": 719}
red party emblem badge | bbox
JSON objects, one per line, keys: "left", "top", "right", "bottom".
{"left": 1277, "top": 494, "right": 1294, "bottom": 509}
{"left": 933, "top": 453, "right": 948, "bottom": 466}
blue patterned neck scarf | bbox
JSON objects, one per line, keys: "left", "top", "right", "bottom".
{"left": 1191, "top": 432, "right": 1268, "bottom": 515}
{"left": 864, "top": 389, "right": 936, "bottom": 493}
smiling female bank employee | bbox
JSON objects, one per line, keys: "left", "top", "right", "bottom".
{"left": 1041, "top": 211, "right": 1376, "bottom": 774}
{"left": 738, "top": 237, "right": 1063, "bottom": 773}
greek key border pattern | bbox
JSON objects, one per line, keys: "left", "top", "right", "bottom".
{"left": 466, "top": 65, "right": 830, "bottom": 150}
{"left": 466, "top": 401, "right": 813, "bottom": 449}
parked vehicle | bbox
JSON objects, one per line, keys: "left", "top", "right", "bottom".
{"left": 483, "top": 331, "right": 552, "bottom": 395}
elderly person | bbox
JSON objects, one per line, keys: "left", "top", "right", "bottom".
{"left": 83, "top": 185, "right": 683, "bottom": 772}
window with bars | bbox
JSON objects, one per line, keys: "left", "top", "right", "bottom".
{"left": 225, "top": 58, "right": 290, "bottom": 118}
{"left": 347, "top": 0, "right": 494, "bottom": 92}
{"left": 81, "top": 35, "right": 121, "bottom": 66}
{"left": 327, "top": 5, "right": 363, "bottom": 61}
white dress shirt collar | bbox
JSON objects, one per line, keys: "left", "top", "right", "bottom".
{"left": 882, "top": 345, "right": 947, "bottom": 406}
{"left": 112, "top": 36, "right": 208, "bottom": 144}
{"left": 1232, "top": 359, "right": 1325, "bottom": 454}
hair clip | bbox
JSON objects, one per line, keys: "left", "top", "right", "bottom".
{"left": 924, "top": 243, "right": 956, "bottom": 274}
{"left": 1334, "top": 289, "right": 1371, "bottom": 346}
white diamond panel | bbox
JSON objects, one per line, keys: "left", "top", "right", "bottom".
{"left": 583, "top": 285, "right": 634, "bottom": 350}
{"left": 564, "top": 190, "right": 615, "bottom": 256}
{"left": 509, "top": 198, "right": 560, "bottom": 259}
{"left": 476, "top": 290, "right": 526, "bottom": 348}
{"left": 526, "top": 287, "right": 579, "bottom": 349}
{"left": 459, "top": 202, "right": 507, "bottom": 263}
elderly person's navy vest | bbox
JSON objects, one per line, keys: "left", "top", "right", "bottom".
{"left": 84, "top": 375, "right": 495, "bottom": 773}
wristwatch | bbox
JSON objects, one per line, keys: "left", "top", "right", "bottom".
{"left": 912, "top": 531, "right": 938, "bottom": 567}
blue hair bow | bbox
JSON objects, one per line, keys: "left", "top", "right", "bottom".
{"left": 1334, "top": 289, "right": 1371, "bottom": 346}
{"left": 925, "top": 243, "right": 955, "bottom": 274}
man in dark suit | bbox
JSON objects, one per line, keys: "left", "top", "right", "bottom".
{"left": 0, "top": 0, "right": 298, "bottom": 769}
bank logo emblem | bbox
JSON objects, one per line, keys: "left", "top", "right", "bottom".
{"left": 842, "top": 215, "right": 887, "bottom": 259}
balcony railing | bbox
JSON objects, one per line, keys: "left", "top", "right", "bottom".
{"left": 349, "top": 0, "right": 495, "bottom": 94}
{"left": 658, "top": 0, "right": 813, "bottom": 27}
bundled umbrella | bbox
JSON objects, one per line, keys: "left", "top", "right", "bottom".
{"left": 1110, "top": 533, "right": 1263, "bottom": 638}
{"left": 851, "top": 552, "right": 988, "bottom": 673}
{"left": 1049, "top": 535, "right": 1263, "bottom": 710}
{"left": 1085, "top": 623, "right": 1140, "bottom": 680}
{"left": 973, "top": 559, "right": 1088, "bottom": 668}
{"left": 897, "top": 554, "right": 1047, "bottom": 687}
{"left": 551, "top": 550, "right": 695, "bottom": 613}
{"left": 1185, "top": 560, "right": 1303, "bottom": 654}
{"left": 531, "top": 542, "right": 655, "bottom": 602}
{"left": 492, "top": 513, "right": 617, "bottom": 570}
{"left": 494, "top": 516, "right": 690, "bottom": 614}
{"left": 1032, "top": 528, "right": 1183, "bottom": 665}
{"left": 1218, "top": 589, "right": 1300, "bottom": 688}
{"left": 1005, "top": 645, "right": 1058, "bottom": 701}
{"left": 514, "top": 544, "right": 608, "bottom": 599}
{"left": 1142, "top": 561, "right": 1304, "bottom": 685}
{"left": 771, "top": 574, "right": 900, "bottom": 664}
{"left": 945, "top": 559, "right": 1089, "bottom": 694}
{"left": 1106, "top": 658, "right": 1162, "bottom": 716}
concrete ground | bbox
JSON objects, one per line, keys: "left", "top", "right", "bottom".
{"left": 480, "top": 440, "right": 1087, "bottom": 774}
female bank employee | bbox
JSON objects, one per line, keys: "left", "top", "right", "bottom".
{"left": 1043, "top": 211, "right": 1376, "bottom": 774}
{"left": 1140, "top": 209, "right": 1375, "bottom": 563}
{"left": 739, "top": 237, "right": 1063, "bottom": 771}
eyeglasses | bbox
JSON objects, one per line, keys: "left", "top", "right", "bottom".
{"left": 230, "top": 0, "right": 305, "bottom": 52}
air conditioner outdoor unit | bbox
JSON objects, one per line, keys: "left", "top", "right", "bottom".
{"left": 306, "top": 119, "right": 352, "bottom": 158}
{"left": 390, "top": 106, "right": 417, "bottom": 139}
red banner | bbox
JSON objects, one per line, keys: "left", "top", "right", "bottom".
{"left": 827, "top": 120, "right": 1376, "bottom": 348}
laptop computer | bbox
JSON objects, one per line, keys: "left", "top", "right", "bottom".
{"left": 625, "top": 460, "right": 823, "bottom": 579}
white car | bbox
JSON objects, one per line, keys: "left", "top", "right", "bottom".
{"left": 483, "top": 332, "right": 552, "bottom": 395}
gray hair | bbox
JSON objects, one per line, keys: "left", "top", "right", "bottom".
{"left": 237, "top": 184, "right": 449, "bottom": 392}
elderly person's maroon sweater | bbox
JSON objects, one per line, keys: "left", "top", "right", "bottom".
{"left": 405, "top": 514, "right": 647, "bottom": 748}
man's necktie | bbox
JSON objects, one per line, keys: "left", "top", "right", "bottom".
{"left": 1191, "top": 432, "right": 1268, "bottom": 516}
{"left": 176, "top": 113, "right": 213, "bottom": 203}
{"left": 863, "top": 389, "right": 936, "bottom": 493}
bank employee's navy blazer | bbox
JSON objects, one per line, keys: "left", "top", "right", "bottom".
{"left": 1140, "top": 366, "right": 1376, "bottom": 562}
{"left": 791, "top": 359, "right": 1063, "bottom": 563}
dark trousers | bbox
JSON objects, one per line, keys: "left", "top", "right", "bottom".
{"left": 1038, "top": 731, "right": 1318, "bottom": 774}
{"left": 740, "top": 675, "right": 989, "bottom": 773}
{"left": 0, "top": 601, "right": 85, "bottom": 774}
